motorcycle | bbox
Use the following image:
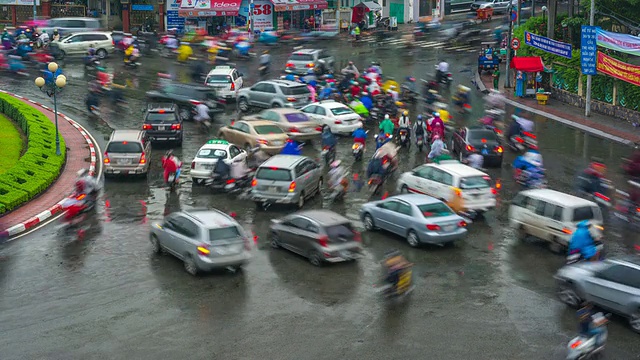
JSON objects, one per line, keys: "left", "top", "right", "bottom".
{"left": 259, "top": 64, "right": 269, "bottom": 76}
{"left": 440, "top": 72, "right": 453, "bottom": 89}
{"left": 566, "top": 313, "right": 609, "bottom": 360}
{"left": 328, "top": 176, "right": 349, "bottom": 202}
{"left": 514, "top": 168, "right": 546, "bottom": 189}
{"left": 378, "top": 263, "right": 414, "bottom": 299}
{"left": 352, "top": 142, "right": 365, "bottom": 161}
{"left": 60, "top": 193, "right": 96, "bottom": 227}
{"left": 416, "top": 133, "right": 425, "bottom": 152}
{"left": 321, "top": 145, "right": 336, "bottom": 165}
{"left": 566, "top": 240, "right": 605, "bottom": 265}
{"left": 509, "top": 131, "right": 537, "bottom": 152}
{"left": 88, "top": 105, "right": 100, "bottom": 119}
{"left": 398, "top": 128, "right": 410, "bottom": 148}
{"left": 167, "top": 168, "right": 181, "bottom": 191}
{"left": 368, "top": 174, "right": 384, "bottom": 195}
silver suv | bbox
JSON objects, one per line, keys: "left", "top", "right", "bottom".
{"left": 251, "top": 155, "right": 323, "bottom": 209}
{"left": 149, "top": 209, "right": 252, "bottom": 275}
{"left": 470, "top": 0, "right": 515, "bottom": 13}
{"left": 285, "top": 48, "right": 335, "bottom": 75}
{"left": 236, "top": 79, "right": 311, "bottom": 112}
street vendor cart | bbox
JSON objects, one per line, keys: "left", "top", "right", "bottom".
{"left": 476, "top": 8, "right": 493, "bottom": 22}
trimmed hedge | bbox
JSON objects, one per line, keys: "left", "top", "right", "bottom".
{"left": 0, "top": 94, "right": 66, "bottom": 211}
{"left": 0, "top": 114, "right": 24, "bottom": 175}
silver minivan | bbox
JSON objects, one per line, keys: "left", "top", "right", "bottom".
{"left": 103, "top": 130, "right": 151, "bottom": 177}
{"left": 251, "top": 155, "right": 323, "bottom": 209}
{"left": 41, "top": 17, "right": 101, "bottom": 35}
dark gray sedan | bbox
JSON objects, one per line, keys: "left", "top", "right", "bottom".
{"left": 269, "top": 210, "right": 363, "bottom": 266}
{"left": 360, "top": 194, "right": 468, "bottom": 247}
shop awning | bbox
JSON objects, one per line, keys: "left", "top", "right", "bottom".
{"left": 354, "top": 1, "right": 382, "bottom": 11}
{"left": 510, "top": 56, "right": 544, "bottom": 72}
{"left": 178, "top": 0, "right": 242, "bottom": 17}
{"left": 272, "top": 0, "right": 328, "bottom": 12}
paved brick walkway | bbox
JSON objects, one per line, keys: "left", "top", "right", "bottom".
{"left": 0, "top": 96, "right": 91, "bottom": 231}
{"left": 478, "top": 72, "right": 640, "bottom": 144}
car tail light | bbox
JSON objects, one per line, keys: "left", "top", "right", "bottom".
{"left": 334, "top": 120, "right": 342, "bottom": 124}
{"left": 306, "top": 63, "right": 315, "bottom": 68}
{"left": 522, "top": 131, "right": 536, "bottom": 139}
{"left": 562, "top": 228, "right": 572, "bottom": 234}
{"left": 481, "top": 138, "right": 487, "bottom": 143}
{"left": 496, "top": 146, "right": 503, "bottom": 153}
{"left": 139, "top": 152, "right": 146, "bottom": 164}
{"left": 285, "top": 97, "right": 296, "bottom": 102}
{"left": 594, "top": 192, "right": 610, "bottom": 202}
{"left": 515, "top": 136, "right": 525, "bottom": 144}
{"left": 491, "top": 188, "right": 497, "bottom": 195}
{"left": 257, "top": 139, "right": 269, "bottom": 145}
{"left": 323, "top": 146, "right": 330, "bottom": 150}
{"left": 495, "top": 128, "right": 503, "bottom": 134}
{"left": 352, "top": 143, "right": 361, "bottom": 150}
{"left": 288, "top": 181, "right": 296, "bottom": 192}
{"left": 171, "top": 124, "right": 181, "bottom": 130}
{"left": 251, "top": 178, "right": 257, "bottom": 187}
{"left": 426, "top": 224, "right": 441, "bottom": 231}
{"left": 286, "top": 62, "right": 294, "bottom": 67}
{"left": 289, "top": 127, "right": 300, "bottom": 133}
{"left": 230, "top": 82, "right": 235, "bottom": 91}
{"left": 352, "top": 230, "right": 362, "bottom": 242}
{"left": 142, "top": 124, "right": 152, "bottom": 130}
{"left": 318, "top": 235, "right": 328, "bottom": 247}
{"left": 466, "top": 145, "right": 475, "bottom": 152}
{"left": 226, "top": 178, "right": 235, "bottom": 184}
{"left": 189, "top": 100, "right": 202, "bottom": 106}
{"left": 570, "top": 340, "right": 582, "bottom": 349}
{"left": 103, "top": 152, "right": 110, "bottom": 164}
{"left": 458, "top": 220, "right": 467, "bottom": 227}
{"left": 158, "top": 110, "right": 166, "bottom": 114}
{"left": 197, "top": 245, "right": 210, "bottom": 255}
{"left": 315, "top": 126, "right": 323, "bottom": 132}
{"left": 112, "top": 39, "right": 115, "bottom": 46}
{"left": 191, "top": 161, "right": 195, "bottom": 169}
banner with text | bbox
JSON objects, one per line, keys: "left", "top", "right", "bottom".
{"left": 524, "top": 31, "right": 572, "bottom": 59}
{"left": 580, "top": 25, "right": 599, "bottom": 75}
{"left": 596, "top": 51, "right": 640, "bottom": 87}
{"left": 0, "top": 0, "right": 40, "bottom": 5}
{"left": 596, "top": 29, "right": 640, "bottom": 57}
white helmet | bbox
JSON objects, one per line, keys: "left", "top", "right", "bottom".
{"left": 384, "top": 114, "right": 390, "bottom": 120}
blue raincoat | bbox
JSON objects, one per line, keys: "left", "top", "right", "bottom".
{"left": 360, "top": 94, "right": 373, "bottom": 110}
{"left": 319, "top": 86, "right": 334, "bottom": 100}
{"left": 322, "top": 130, "right": 337, "bottom": 148}
{"left": 568, "top": 221, "right": 597, "bottom": 260}
{"left": 280, "top": 141, "right": 301, "bottom": 155}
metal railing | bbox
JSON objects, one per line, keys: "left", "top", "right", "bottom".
{"left": 51, "top": 4, "right": 86, "bottom": 18}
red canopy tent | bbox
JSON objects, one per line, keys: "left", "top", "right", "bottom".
{"left": 510, "top": 56, "right": 544, "bottom": 72}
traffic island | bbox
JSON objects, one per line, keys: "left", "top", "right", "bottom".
{"left": 0, "top": 92, "right": 101, "bottom": 239}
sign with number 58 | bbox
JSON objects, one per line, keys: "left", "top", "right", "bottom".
{"left": 253, "top": 3, "right": 272, "bottom": 15}
{"left": 251, "top": 0, "right": 274, "bottom": 31}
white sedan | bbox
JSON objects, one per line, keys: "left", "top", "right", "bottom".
{"left": 190, "top": 139, "right": 247, "bottom": 184}
{"left": 300, "top": 100, "right": 363, "bottom": 135}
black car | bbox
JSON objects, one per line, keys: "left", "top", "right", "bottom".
{"left": 146, "top": 82, "right": 224, "bottom": 121}
{"left": 142, "top": 103, "right": 183, "bottom": 146}
{"left": 451, "top": 126, "right": 503, "bottom": 167}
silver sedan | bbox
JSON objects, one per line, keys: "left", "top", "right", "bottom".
{"left": 359, "top": 194, "right": 468, "bottom": 247}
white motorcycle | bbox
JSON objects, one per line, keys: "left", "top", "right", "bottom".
{"left": 566, "top": 313, "right": 609, "bottom": 360}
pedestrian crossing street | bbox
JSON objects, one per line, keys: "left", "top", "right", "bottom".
{"left": 359, "top": 37, "right": 478, "bottom": 53}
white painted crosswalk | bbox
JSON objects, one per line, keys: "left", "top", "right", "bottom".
{"left": 359, "top": 37, "right": 478, "bottom": 53}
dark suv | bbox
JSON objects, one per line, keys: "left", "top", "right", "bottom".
{"left": 145, "top": 82, "right": 224, "bottom": 121}
{"left": 142, "top": 103, "right": 183, "bottom": 146}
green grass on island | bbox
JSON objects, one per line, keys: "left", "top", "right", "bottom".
{"left": 0, "top": 114, "right": 25, "bottom": 175}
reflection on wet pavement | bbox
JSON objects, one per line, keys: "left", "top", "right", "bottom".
{"left": 0, "top": 39, "right": 639, "bottom": 359}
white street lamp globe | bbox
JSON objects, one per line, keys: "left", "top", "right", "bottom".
{"left": 541, "top": 6, "right": 547, "bottom": 12}
{"left": 55, "top": 75, "right": 67, "bottom": 88}
{"left": 48, "top": 62, "right": 59, "bottom": 73}
{"left": 35, "top": 77, "right": 45, "bottom": 88}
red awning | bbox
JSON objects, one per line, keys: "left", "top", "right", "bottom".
{"left": 510, "top": 56, "right": 544, "bottom": 72}
{"left": 272, "top": 0, "right": 328, "bottom": 12}
{"left": 178, "top": 0, "right": 242, "bottom": 17}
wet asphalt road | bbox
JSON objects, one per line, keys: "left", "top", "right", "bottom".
{"left": 1, "top": 36, "right": 640, "bottom": 359}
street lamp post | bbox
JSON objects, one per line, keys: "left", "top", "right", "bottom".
{"left": 35, "top": 62, "right": 67, "bottom": 156}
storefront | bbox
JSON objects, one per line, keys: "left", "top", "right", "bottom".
{"left": 385, "top": 0, "right": 403, "bottom": 23}
{"left": 272, "top": 0, "right": 327, "bottom": 29}
{"left": 178, "top": 0, "right": 242, "bottom": 34}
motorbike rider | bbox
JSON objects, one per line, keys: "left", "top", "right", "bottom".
{"left": 39, "top": 30, "right": 49, "bottom": 46}
{"left": 413, "top": 115, "right": 427, "bottom": 139}
{"left": 577, "top": 161, "right": 607, "bottom": 196}
{"left": 465, "top": 152, "right": 484, "bottom": 169}
{"left": 75, "top": 169, "right": 98, "bottom": 201}
{"left": 388, "top": 85, "right": 399, "bottom": 102}
{"left": 382, "top": 249, "right": 412, "bottom": 294}
{"left": 352, "top": 127, "right": 367, "bottom": 146}
{"left": 318, "top": 82, "right": 336, "bottom": 100}
{"left": 212, "top": 156, "right": 231, "bottom": 181}
{"left": 328, "top": 160, "right": 347, "bottom": 194}
{"left": 430, "top": 112, "right": 445, "bottom": 139}
{"left": 248, "top": 147, "right": 271, "bottom": 169}
{"left": 374, "top": 141, "right": 399, "bottom": 172}
{"left": 397, "top": 110, "right": 411, "bottom": 139}
{"left": 321, "top": 126, "right": 337, "bottom": 153}
{"left": 85, "top": 91, "right": 100, "bottom": 113}
{"left": 436, "top": 60, "right": 449, "bottom": 83}
{"left": 1, "top": 28, "right": 13, "bottom": 50}
{"left": 165, "top": 34, "right": 178, "bottom": 51}
{"left": 342, "top": 61, "right": 359, "bottom": 79}
{"left": 259, "top": 49, "right": 271, "bottom": 72}
{"left": 360, "top": 91, "right": 373, "bottom": 111}
{"left": 427, "top": 134, "right": 445, "bottom": 160}
{"left": 161, "top": 150, "right": 182, "bottom": 186}
{"left": 513, "top": 149, "right": 544, "bottom": 186}
{"left": 84, "top": 44, "right": 98, "bottom": 67}
{"left": 622, "top": 145, "right": 640, "bottom": 178}
{"left": 568, "top": 220, "right": 602, "bottom": 262}
{"left": 193, "top": 102, "right": 211, "bottom": 128}
{"left": 51, "top": 28, "right": 60, "bottom": 41}
{"left": 280, "top": 138, "right": 302, "bottom": 155}
{"left": 379, "top": 114, "right": 395, "bottom": 137}
{"left": 229, "top": 157, "right": 250, "bottom": 182}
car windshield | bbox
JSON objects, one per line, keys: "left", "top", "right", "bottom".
{"left": 289, "top": 53, "right": 314, "bottom": 61}
{"left": 280, "top": 86, "right": 310, "bottom": 96}
{"left": 145, "top": 112, "right": 177, "bottom": 123}
{"left": 325, "top": 223, "right": 354, "bottom": 240}
{"left": 331, "top": 107, "right": 354, "bottom": 115}
{"left": 284, "top": 112, "right": 310, "bottom": 123}
{"left": 197, "top": 148, "right": 226, "bottom": 159}
{"left": 468, "top": 130, "right": 497, "bottom": 142}
{"left": 106, "top": 141, "right": 142, "bottom": 153}
{"left": 418, "top": 203, "right": 454, "bottom": 218}
{"left": 208, "top": 226, "right": 241, "bottom": 241}
{"left": 254, "top": 125, "right": 284, "bottom": 135}
{"left": 256, "top": 167, "right": 292, "bottom": 181}
{"left": 206, "top": 75, "right": 231, "bottom": 84}
{"left": 459, "top": 176, "right": 491, "bottom": 189}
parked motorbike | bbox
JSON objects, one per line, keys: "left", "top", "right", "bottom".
{"left": 566, "top": 313, "right": 609, "bottom": 360}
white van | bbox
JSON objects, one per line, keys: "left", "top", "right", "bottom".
{"left": 508, "top": 189, "right": 604, "bottom": 249}
{"left": 204, "top": 66, "right": 244, "bottom": 100}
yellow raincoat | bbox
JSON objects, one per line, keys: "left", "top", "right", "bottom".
{"left": 177, "top": 44, "right": 193, "bottom": 62}
{"left": 382, "top": 79, "right": 400, "bottom": 93}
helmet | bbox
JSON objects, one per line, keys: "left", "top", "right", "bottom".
{"left": 434, "top": 112, "right": 440, "bottom": 118}
{"left": 433, "top": 134, "right": 441, "bottom": 140}
{"left": 384, "top": 114, "right": 390, "bottom": 120}
{"left": 330, "top": 160, "right": 341, "bottom": 168}
{"left": 417, "top": 115, "right": 423, "bottom": 120}
{"left": 348, "top": 61, "right": 353, "bottom": 65}
{"left": 403, "top": 110, "right": 408, "bottom": 116}
{"left": 42, "top": 30, "right": 46, "bottom": 33}
{"left": 77, "top": 169, "right": 88, "bottom": 177}
{"left": 262, "top": 50, "right": 269, "bottom": 54}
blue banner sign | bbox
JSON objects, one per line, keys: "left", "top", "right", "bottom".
{"left": 132, "top": 4, "right": 154, "bottom": 10}
{"left": 524, "top": 31, "right": 573, "bottom": 59}
{"left": 167, "top": 10, "right": 185, "bottom": 32}
{"left": 580, "top": 25, "right": 599, "bottom": 75}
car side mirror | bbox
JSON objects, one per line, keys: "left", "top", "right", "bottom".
{"left": 241, "top": 149, "right": 247, "bottom": 154}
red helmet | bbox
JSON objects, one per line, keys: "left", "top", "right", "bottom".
{"left": 75, "top": 179, "right": 86, "bottom": 193}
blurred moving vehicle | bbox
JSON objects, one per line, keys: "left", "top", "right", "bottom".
{"left": 451, "top": 126, "right": 504, "bottom": 167}
{"left": 360, "top": 194, "right": 468, "bottom": 247}
{"left": 243, "top": 108, "right": 321, "bottom": 142}
{"left": 269, "top": 210, "right": 363, "bottom": 266}
{"left": 150, "top": 209, "right": 252, "bottom": 275}
{"left": 146, "top": 82, "right": 222, "bottom": 121}
{"left": 300, "top": 100, "right": 364, "bottom": 135}
{"left": 218, "top": 120, "right": 289, "bottom": 155}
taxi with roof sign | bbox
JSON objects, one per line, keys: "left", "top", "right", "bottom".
{"left": 190, "top": 139, "right": 248, "bottom": 184}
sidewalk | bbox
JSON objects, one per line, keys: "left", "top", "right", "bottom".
{"left": 0, "top": 92, "right": 100, "bottom": 239}
{"left": 473, "top": 67, "right": 640, "bottom": 145}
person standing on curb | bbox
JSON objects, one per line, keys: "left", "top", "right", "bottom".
{"left": 492, "top": 67, "right": 500, "bottom": 91}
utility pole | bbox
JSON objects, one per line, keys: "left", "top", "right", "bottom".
{"left": 585, "top": 0, "right": 595, "bottom": 116}
{"left": 517, "top": 0, "right": 522, "bottom": 27}
{"left": 531, "top": 0, "right": 535, "bottom": 18}
{"left": 250, "top": 0, "right": 255, "bottom": 35}
{"left": 505, "top": 10, "right": 515, "bottom": 88}
{"left": 33, "top": 0, "right": 36, "bottom": 21}
{"left": 546, "top": 0, "right": 556, "bottom": 39}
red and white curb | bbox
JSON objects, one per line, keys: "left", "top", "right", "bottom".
{"left": 0, "top": 91, "right": 102, "bottom": 239}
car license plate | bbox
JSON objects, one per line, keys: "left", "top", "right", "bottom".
{"left": 339, "top": 250, "right": 353, "bottom": 259}
{"left": 158, "top": 126, "right": 165, "bottom": 131}
{"left": 118, "top": 159, "right": 131, "bottom": 165}
{"left": 481, "top": 149, "right": 489, "bottom": 155}
{"left": 203, "top": 164, "right": 214, "bottom": 169}
{"left": 444, "top": 225, "right": 455, "bottom": 232}
{"left": 272, "top": 141, "right": 283, "bottom": 145}
{"left": 269, "top": 186, "right": 278, "bottom": 193}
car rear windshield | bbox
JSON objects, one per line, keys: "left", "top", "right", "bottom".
{"left": 206, "top": 75, "right": 231, "bottom": 84}
{"left": 572, "top": 206, "right": 600, "bottom": 222}
{"left": 284, "top": 113, "right": 310, "bottom": 123}
{"left": 197, "top": 148, "right": 226, "bottom": 159}
{"left": 145, "top": 112, "right": 177, "bottom": 123}
{"left": 289, "top": 53, "right": 314, "bottom": 61}
{"left": 330, "top": 107, "right": 354, "bottom": 115}
{"left": 468, "top": 130, "right": 497, "bottom": 142}
{"left": 254, "top": 125, "right": 284, "bottom": 135}
{"left": 418, "top": 203, "right": 454, "bottom": 218}
{"left": 459, "top": 176, "right": 490, "bottom": 189}
{"left": 106, "top": 141, "right": 142, "bottom": 153}
{"left": 280, "top": 86, "right": 310, "bottom": 96}
{"left": 256, "top": 167, "right": 292, "bottom": 181}
{"left": 208, "top": 226, "right": 241, "bottom": 241}
{"left": 325, "top": 223, "right": 354, "bottom": 241}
